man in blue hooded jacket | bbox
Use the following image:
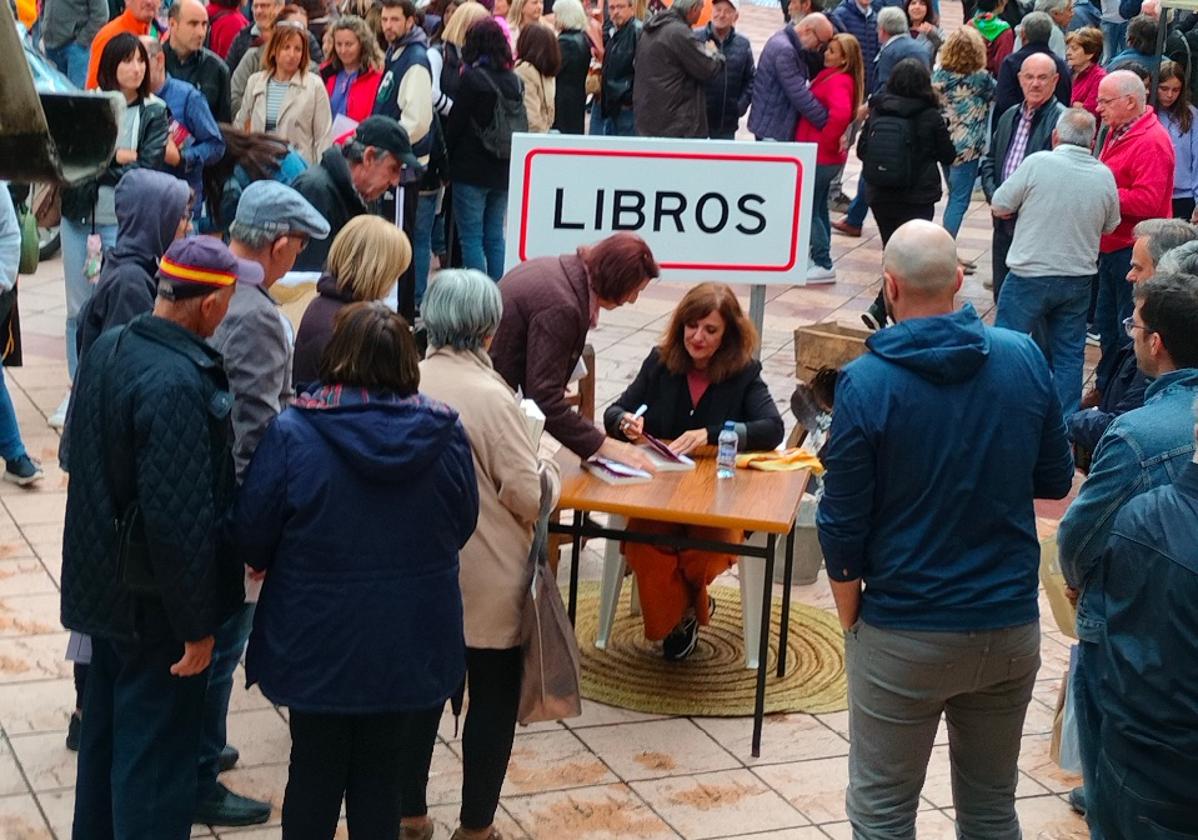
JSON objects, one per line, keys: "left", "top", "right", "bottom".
{"left": 817, "top": 219, "right": 1074, "bottom": 840}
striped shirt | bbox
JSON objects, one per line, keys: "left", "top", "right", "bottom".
{"left": 1001, "top": 102, "right": 1037, "bottom": 182}
{"left": 265, "top": 80, "right": 289, "bottom": 132}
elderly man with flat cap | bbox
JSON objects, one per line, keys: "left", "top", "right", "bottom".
{"left": 817, "top": 220, "right": 1074, "bottom": 839}
{"left": 62, "top": 237, "right": 249, "bottom": 840}
{"left": 194, "top": 181, "right": 328, "bottom": 827}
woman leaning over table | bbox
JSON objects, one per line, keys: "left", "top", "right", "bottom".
{"left": 235, "top": 301, "right": 477, "bottom": 839}
{"left": 489, "top": 231, "right": 660, "bottom": 471}
{"left": 414, "top": 268, "right": 562, "bottom": 840}
{"left": 237, "top": 22, "right": 333, "bottom": 165}
{"left": 603, "top": 283, "right": 784, "bottom": 661}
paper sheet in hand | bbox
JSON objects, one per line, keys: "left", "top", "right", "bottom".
{"left": 521, "top": 398, "right": 545, "bottom": 445}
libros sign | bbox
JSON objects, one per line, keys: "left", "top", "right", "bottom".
{"left": 505, "top": 135, "right": 816, "bottom": 285}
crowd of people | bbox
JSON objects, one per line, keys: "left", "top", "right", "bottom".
{"left": 5, "top": 0, "right": 1198, "bottom": 835}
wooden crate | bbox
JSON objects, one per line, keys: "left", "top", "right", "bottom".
{"left": 793, "top": 321, "right": 872, "bottom": 382}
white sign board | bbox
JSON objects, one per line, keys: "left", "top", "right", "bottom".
{"left": 505, "top": 134, "right": 817, "bottom": 285}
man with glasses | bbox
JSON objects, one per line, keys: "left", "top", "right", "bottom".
{"left": 197, "top": 181, "right": 329, "bottom": 827}
{"left": 591, "top": 0, "right": 642, "bottom": 136}
{"left": 1058, "top": 271, "right": 1198, "bottom": 833}
{"left": 747, "top": 12, "right": 832, "bottom": 141}
{"left": 1093, "top": 70, "right": 1175, "bottom": 402}
{"left": 981, "top": 52, "right": 1066, "bottom": 300}
{"left": 1069, "top": 219, "right": 1198, "bottom": 472}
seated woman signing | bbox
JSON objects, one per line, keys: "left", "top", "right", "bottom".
{"left": 602, "top": 283, "right": 784, "bottom": 660}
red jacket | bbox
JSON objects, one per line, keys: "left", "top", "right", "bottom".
{"left": 1100, "top": 107, "right": 1175, "bottom": 253}
{"left": 795, "top": 68, "right": 855, "bottom": 165}
{"left": 1071, "top": 62, "right": 1106, "bottom": 120}
{"left": 322, "top": 66, "right": 384, "bottom": 136}
{"left": 206, "top": 4, "right": 248, "bottom": 60}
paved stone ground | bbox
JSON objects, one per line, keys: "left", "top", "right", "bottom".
{"left": 0, "top": 3, "right": 1093, "bottom": 836}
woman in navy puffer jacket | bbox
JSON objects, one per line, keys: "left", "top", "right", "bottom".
{"left": 235, "top": 302, "right": 479, "bottom": 838}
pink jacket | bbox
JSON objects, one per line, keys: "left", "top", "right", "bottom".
{"left": 1099, "top": 107, "right": 1175, "bottom": 253}
{"left": 795, "top": 68, "right": 855, "bottom": 166}
{"left": 1071, "top": 63, "right": 1105, "bottom": 120}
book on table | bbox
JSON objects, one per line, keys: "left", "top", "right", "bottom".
{"left": 638, "top": 432, "right": 695, "bottom": 471}
{"left": 582, "top": 456, "right": 653, "bottom": 485}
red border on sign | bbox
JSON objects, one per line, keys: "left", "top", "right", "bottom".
{"left": 518, "top": 148, "right": 805, "bottom": 272}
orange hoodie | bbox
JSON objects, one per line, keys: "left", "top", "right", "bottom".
{"left": 85, "top": 10, "right": 153, "bottom": 90}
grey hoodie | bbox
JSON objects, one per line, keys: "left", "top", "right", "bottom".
{"left": 41, "top": 0, "right": 109, "bottom": 51}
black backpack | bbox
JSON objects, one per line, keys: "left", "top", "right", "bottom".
{"left": 861, "top": 113, "right": 916, "bottom": 189}
{"left": 475, "top": 70, "right": 527, "bottom": 160}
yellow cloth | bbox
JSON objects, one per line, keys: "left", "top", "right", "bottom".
{"left": 735, "top": 448, "right": 825, "bottom": 475}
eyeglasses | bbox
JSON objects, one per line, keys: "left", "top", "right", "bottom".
{"left": 1095, "top": 95, "right": 1129, "bottom": 107}
{"left": 1122, "top": 316, "right": 1154, "bottom": 338}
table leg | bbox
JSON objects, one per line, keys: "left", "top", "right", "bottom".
{"left": 568, "top": 508, "right": 582, "bottom": 625}
{"left": 777, "top": 526, "right": 796, "bottom": 678}
{"left": 752, "top": 533, "right": 777, "bottom": 758}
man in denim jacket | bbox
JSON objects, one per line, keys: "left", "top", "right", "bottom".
{"left": 1058, "top": 271, "right": 1198, "bottom": 831}
{"left": 1086, "top": 403, "right": 1198, "bottom": 839}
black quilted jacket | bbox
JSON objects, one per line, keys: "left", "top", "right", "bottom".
{"left": 61, "top": 314, "right": 243, "bottom": 644}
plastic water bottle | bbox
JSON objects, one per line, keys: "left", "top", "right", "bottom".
{"left": 717, "top": 421, "right": 737, "bottom": 479}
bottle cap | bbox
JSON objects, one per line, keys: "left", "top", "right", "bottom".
{"left": 723, "top": 421, "right": 735, "bottom": 430}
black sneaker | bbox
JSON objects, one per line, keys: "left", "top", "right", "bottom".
{"left": 4, "top": 455, "right": 42, "bottom": 486}
{"left": 1067, "top": 785, "right": 1086, "bottom": 816}
{"left": 662, "top": 616, "right": 699, "bottom": 661}
{"left": 861, "top": 301, "right": 887, "bottom": 332}
{"left": 65, "top": 711, "right": 81, "bottom": 752}
{"left": 193, "top": 782, "right": 271, "bottom": 827}
{"left": 218, "top": 744, "right": 239, "bottom": 773}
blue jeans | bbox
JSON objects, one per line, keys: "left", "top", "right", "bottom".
{"left": 810, "top": 164, "right": 841, "bottom": 269}
{"left": 1073, "top": 641, "right": 1106, "bottom": 840}
{"left": 995, "top": 273, "right": 1091, "bottom": 417}
{"left": 46, "top": 41, "right": 89, "bottom": 88}
{"left": 453, "top": 182, "right": 507, "bottom": 281}
{"left": 74, "top": 633, "right": 208, "bottom": 840}
{"left": 1094, "top": 247, "right": 1133, "bottom": 392}
{"left": 589, "top": 102, "right": 636, "bottom": 136}
{"left": 413, "top": 189, "right": 439, "bottom": 307}
{"left": 844, "top": 190, "right": 869, "bottom": 228}
{"left": 61, "top": 218, "right": 117, "bottom": 380}
{"left": 1100, "top": 20, "right": 1128, "bottom": 63}
{"left": 942, "top": 159, "right": 980, "bottom": 239}
{"left": 197, "top": 602, "right": 255, "bottom": 799}
{"left": 0, "top": 372, "right": 27, "bottom": 462}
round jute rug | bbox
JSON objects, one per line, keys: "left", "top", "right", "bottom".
{"left": 572, "top": 582, "right": 848, "bottom": 717}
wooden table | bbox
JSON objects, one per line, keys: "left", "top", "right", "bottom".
{"left": 550, "top": 448, "right": 811, "bottom": 757}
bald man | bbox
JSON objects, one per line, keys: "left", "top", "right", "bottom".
{"left": 1092, "top": 69, "right": 1175, "bottom": 395}
{"left": 747, "top": 12, "right": 832, "bottom": 141}
{"left": 980, "top": 52, "right": 1067, "bottom": 300}
{"left": 165, "top": 0, "right": 233, "bottom": 122}
{"left": 817, "top": 220, "right": 1073, "bottom": 840}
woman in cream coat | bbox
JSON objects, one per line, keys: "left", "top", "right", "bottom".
{"left": 513, "top": 22, "right": 560, "bottom": 133}
{"left": 237, "top": 22, "right": 333, "bottom": 165}
{"left": 412, "top": 268, "right": 561, "bottom": 840}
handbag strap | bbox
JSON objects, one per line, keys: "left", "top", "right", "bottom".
{"left": 528, "top": 466, "right": 555, "bottom": 576}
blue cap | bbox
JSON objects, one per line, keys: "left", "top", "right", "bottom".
{"left": 234, "top": 181, "right": 330, "bottom": 240}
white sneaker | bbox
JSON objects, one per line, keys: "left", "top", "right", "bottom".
{"left": 806, "top": 265, "right": 837, "bottom": 284}
{"left": 48, "top": 394, "right": 70, "bottom": 430}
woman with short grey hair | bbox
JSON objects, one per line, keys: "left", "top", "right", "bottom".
{"left": 408, "top": 268, "right": 561, "bottom": 840}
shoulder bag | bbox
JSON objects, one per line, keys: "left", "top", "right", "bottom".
{"left": 517, "top": 466, "right": 582, "bottom": 724}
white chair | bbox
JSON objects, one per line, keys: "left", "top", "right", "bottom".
{"left": 594, "top": 515, "right": 770, "bottom": 670}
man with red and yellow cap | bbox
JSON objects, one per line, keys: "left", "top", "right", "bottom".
{"left": 61, "top": 236, "right": 250, "bottom": 840}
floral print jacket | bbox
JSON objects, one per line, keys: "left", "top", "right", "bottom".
{"left": 932, "top": 68, "right": 996, "bottom": 164}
